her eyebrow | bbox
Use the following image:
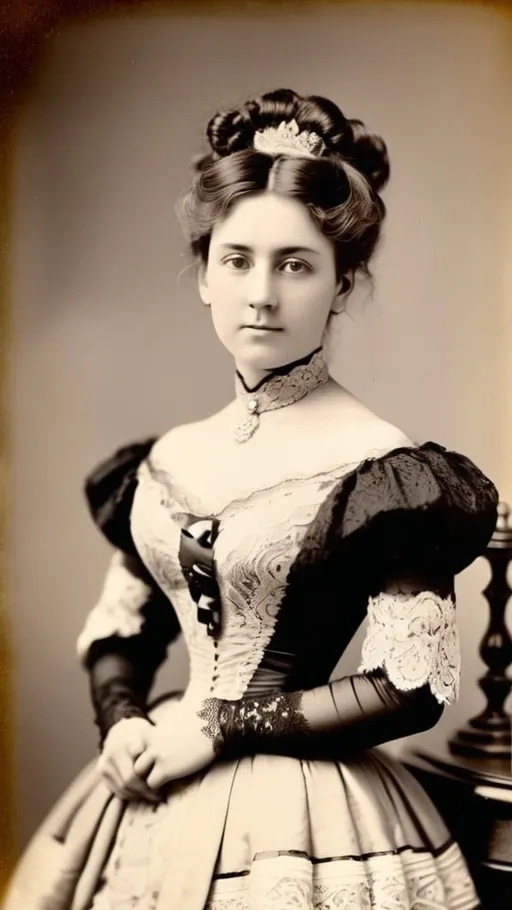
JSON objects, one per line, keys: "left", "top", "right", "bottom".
{"left": 218, "top": 243, "right": 320, "bottom": 257}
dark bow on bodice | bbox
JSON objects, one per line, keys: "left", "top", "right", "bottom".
{"left": 179, "top": 518, "right": 222, "bottom": 637}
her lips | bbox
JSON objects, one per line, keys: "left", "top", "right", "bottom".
{"left": 245, "top": 325, "right": 282, "bottom": 331}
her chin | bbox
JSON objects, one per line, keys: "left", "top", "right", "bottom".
{"left": 236, "top": 341, "right": 288, "bottom": 370}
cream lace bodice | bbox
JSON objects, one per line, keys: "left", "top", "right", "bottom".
{"left": 129, "top": 461, "right": 353, "bottom": 703}
{"left": 77, "top": 450, "right": 461, "bottom": 709}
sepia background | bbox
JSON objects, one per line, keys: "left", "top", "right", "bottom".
{"left": 3, "top": 0, "right": 512, "bottom": 857}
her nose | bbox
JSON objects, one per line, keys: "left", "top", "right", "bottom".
{"left": 247, "top": 265, "right": 278, "bottom": 309}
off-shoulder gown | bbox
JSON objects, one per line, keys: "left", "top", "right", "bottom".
{"left": 3, "top": 433, "right": 499, "bottom": 910}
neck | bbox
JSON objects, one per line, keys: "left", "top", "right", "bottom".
{"left": 232, "top": 347, "right": 330, "bottom": 443}
{"left": 235, "top": 346, "right": 323, "bottom": 394}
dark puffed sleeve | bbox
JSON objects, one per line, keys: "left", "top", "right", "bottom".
{"left": 78, "top": 438, "right": 182, "bottom": 747}
{"left": 326, "top": 441, "right": 499, "bottom": 586}
{"left": 83, "top": 437, "right": 158, "bottom": 557}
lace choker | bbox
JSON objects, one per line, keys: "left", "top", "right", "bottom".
{"left": 233, "top": 348, "right": 329, "bottom": 443}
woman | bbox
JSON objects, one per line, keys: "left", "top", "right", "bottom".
{"left": 4, "top": 87, "right": 499, "bottom": 910}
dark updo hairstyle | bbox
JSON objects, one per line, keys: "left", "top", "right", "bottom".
{"left": 177, "top": 88, "right": 390, "bottom": 285}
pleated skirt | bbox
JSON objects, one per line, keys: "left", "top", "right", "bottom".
{"left": 2, "top": 699, "right": 480, "bottom": 910}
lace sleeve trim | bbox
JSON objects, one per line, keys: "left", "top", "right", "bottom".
{"left": 357, "top": 590, "right": 460, "bottom": 705}
{"left": 76, "top": 550, "right": 152, "bottom": 662}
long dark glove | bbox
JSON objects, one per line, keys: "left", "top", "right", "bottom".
{"left": 199, "top": 668, "right": 444, "bottom": 761}
{"left": 83, "top": 577, "right": 181, "bottom": 749}
{"left": 88, "top": 652, "right": 155, "bottom": 748}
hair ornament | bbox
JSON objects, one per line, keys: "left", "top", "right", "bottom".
{"left": 253, "top": 118, "right": 325, "bottom": 159}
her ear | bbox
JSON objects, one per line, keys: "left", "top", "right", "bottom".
{"left": 339, "top": 275, "right": 352, "bottom": 295}
{"left": 331, "top": 275, "right": 352, "bottom": 315}
{"left": 197, "top": 263, "right": 210, "bottom": 306}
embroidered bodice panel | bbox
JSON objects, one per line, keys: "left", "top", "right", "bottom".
{"left": 129, "top": 456, "right": 461, "bottom": 707}
{"left": 130, "top": 461, "right": 353, "bottom": 703}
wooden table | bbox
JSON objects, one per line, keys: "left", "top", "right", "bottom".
{"left": 403, "top": 746, "right": 512, "bottom": 909}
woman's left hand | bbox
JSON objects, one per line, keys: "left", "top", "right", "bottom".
{"left": 133, "top": 700, "right": 221, "bottom": 790}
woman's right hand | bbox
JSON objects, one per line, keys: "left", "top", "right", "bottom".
{"left": 97, "top": 717, "right": 161, "bottom": 803}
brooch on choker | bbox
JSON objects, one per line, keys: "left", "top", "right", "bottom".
{"left": 234, "top": 350, "right": 329, "bottom": 443}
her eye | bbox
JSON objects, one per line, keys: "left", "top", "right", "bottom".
{"left": 280, "top": 259, "right": 311, "bottom": 274}
{"left": 225, "top": 255, "right": 249, "bottom": 270}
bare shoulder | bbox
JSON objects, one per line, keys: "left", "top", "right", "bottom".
{"left": 322, "top": 382, "right": 413, "bottom": 459}
{"left": 148, "top": 409, "right": 229, "bottom": 470}
{"left": 148, "top": 420, "right": 199, "bottom": 465}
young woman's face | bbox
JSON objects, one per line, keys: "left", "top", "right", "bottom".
{"left": 198, "top": 192, "right": 343, "bottom": 387}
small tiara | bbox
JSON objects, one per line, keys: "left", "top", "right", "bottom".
{"left": 253, "top": 118, "right": 325, "bottom": 159}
